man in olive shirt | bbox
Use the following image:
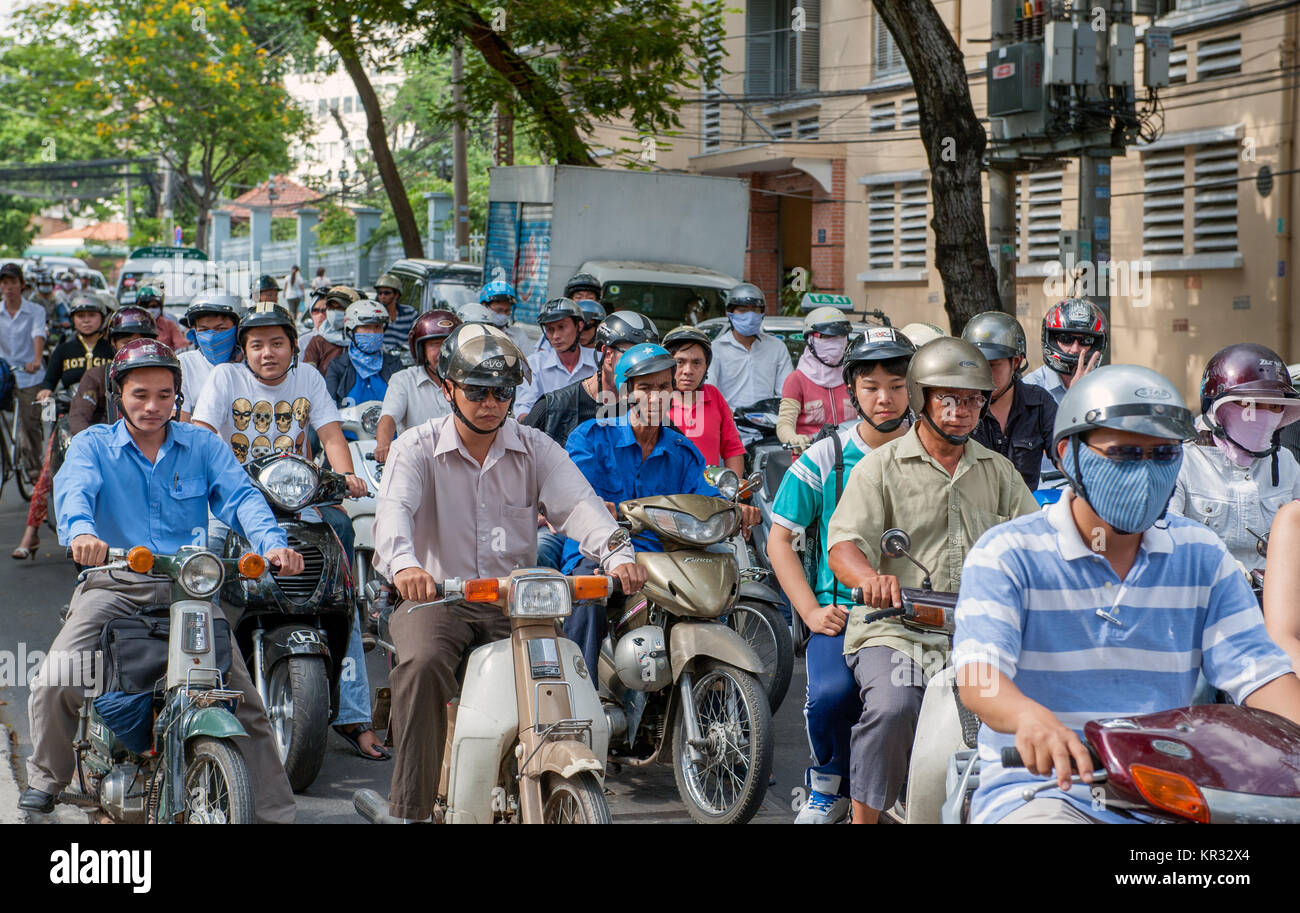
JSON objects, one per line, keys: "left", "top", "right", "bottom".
{"left": 826, "top": 338, "right": 1039, "bottom": 825}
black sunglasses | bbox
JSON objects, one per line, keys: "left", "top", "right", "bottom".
{"left": 460, "top": 384, "right": 516, "bottom": 403}
{"left": 1086, "top": 442, "right": 1182, "bottom": 463}
{"left": 1052, "top": 332, "right": 1096, "bottom": 347}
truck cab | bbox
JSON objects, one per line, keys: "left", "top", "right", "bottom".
{"left": 577, "top": 260, "right": 739, "bottom": 338}
{"left": 382, "top": 258, "right": 482, "bottom": 314}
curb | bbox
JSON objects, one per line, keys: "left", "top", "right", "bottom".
{"left": 0, "top": 723, "right": 21, "bottom": 824}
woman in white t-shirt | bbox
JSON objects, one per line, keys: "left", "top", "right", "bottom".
{"left": 283, "top": 266, "right": 306, "bottom": 318}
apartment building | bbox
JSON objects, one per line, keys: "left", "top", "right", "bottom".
{"left": 662, "top": 0, "right": 1300, "bottom": 399}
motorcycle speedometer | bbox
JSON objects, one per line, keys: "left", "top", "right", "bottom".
{"left": 257, "top": 457, "right": 319, "bottom": 512}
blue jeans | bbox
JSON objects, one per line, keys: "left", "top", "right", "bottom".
{"left": 563, "top": 556, "right": 606, "bottom": 677}
{"left": 536, "top": 529, "right": 564, "bottom": 570}
{"left": 318, "top": 505, "right": 371, "bottom": 726}
{"left": 804, "top": 627, "right": 859, "bottom": 798}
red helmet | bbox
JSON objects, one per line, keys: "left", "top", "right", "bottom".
{"left": 108, "top": 306, "right": 159, "bottom": 341}
{"left": 1200, "top": 343, "right": 1300, "bottom": 426}
{"left": 108, "top": 338, "right": 183, "bottom": 400}
{"left": 1041, "top": 299, "right": 1107, "bottom": 375}
{"left": 409, "top": 309, "right": 461, "bottom": 366}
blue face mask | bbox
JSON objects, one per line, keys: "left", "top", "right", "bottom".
{"left": 1063, "top": 439, "right": 1183, "bottom": 535}
{"left": 349, "top": 333, "right": 385, "bottom": 377}
{"left": 189, "top": 325, "right": 239, "bottom": 365}
{"left": 728, "top": 310, "right": 763, "bottom": 337}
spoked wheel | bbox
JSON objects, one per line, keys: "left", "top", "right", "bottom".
{"left": 11, "top": 410, "right": 31, "bottom": 502}
{"left": 671, "top": 660, "right": 773, "bottom": 824}
{"left": 0, "top": 426, "right": 10, "bottom": 502}
{"left": 180, "top": 737, "right": 255, "bottom": 823}
{"left": 541, "top": 771, "right": 611, "bottom": 823}
{"left": 726, "top": 602, "right": 793, "bottom": 713}
{"left": 267, "top": 656, "right": 330, "bottom": 792}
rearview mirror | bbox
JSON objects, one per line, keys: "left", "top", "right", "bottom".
{"left": 880, "top": 528, "right": 911, "bottom": 559}
{"left": 606, "top": 528, "right": 632, "bottom": 553}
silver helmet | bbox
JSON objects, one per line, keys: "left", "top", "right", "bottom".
{"left": 961, "top": 311, "right": 1027, "bottom": 362}
{"left": 612, "top": 624, "right": 670, "bottom": 691}
{"left": 1052, "top": 364, "right": 1196, "bottom": 453}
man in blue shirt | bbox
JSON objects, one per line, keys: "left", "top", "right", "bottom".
{"left": 21, "top": 339, "right": 304, "bottom": 822}
{"left": 955, "top": 364, "right": 1300, "bottom": 823}
{"left": 561, "top": 343, "right": 757, "bottom": 675}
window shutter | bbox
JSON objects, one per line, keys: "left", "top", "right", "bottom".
{"left": 869, "top": 101, "right": 896, "bottom": 132}
{"left": 1196, "top": 34, "right": 1241, "bottom": 79}
{"left": 794, "top": 0, "right": 821, "bottom": 93}
{"left": 1143, "top": 148, "right": 1187, "bottom": 255}
{"left": 747, "top": 0, "right": 776, "bottom": 97}
{"left": 898, "top": 181, "right": 929, "bottom": 268}
{"left": 867, "top": 186, "right": 897, "bottom": 269}
{"left": 874, "top": 13, "right": 905, "bottom": 78}
{"left": 1193, "top": 141, "right": 1238, "bottom": 253}
{"left": 1169, "top": 45, "right": 1187, "bottom": 84}
{"left": 900, "top": 96, "right": 920, "bottom": 129}
{"left": 1020, "top": 169, "right": 1064, "bottom": 262}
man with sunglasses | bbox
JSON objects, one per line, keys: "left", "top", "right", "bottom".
{"left": 826, "top": 338, "right": 1039, "bottom": 824}
{"left": 372, "top": 323, "right": 646, "bottom": 822}
{"left": 954, "top": 364, "right": 1300, "bottom": 823}
{"left": 1022, "top": 299, "right": 1108, "bottom": 405}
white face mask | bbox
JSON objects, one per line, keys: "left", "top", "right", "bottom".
{"left": 489, "top": 310, "right": 510, "bottom": 328}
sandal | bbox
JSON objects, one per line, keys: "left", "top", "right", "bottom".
{"left": 333, "top": 724, "right": 391, "bottom": 760}
{"left": 11, "top": 542, "right": 37, "bottom": 560}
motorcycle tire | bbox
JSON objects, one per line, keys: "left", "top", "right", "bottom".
{"left": 173, "top": 737, "right": 255, "bottom": 823}
{"left": 726, "top": 601, "right": 794, "bottom": 714}
{"left": 671, "top": 659, "right": 773, "bottom": 825}
{"left": 267, "top": 656, "right": 330, "bottom": 792}
{"left": 540, "top": 771, "right": 612, "bottom": 824}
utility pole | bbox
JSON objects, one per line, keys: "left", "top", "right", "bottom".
{"left": 495, "top": 99, "right": 514, "bottom": 166}
{"left": 987, "top": 0, "right": 1019, "bottom": 317}
{"left": 452, "top": 39, "right": 470, "bottom": 259}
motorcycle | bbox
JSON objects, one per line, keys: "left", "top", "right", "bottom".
{"left": 58, "top": 546, "right": 265, "bottom": 823}
{"left": 984, "top": 703, "right": 1300, "bottom": 823}
{"left": 354, "top": 561, "right": 620, "bottom": 823}
{"left": 337, "top": 400, "right": 386, "bottom": 631}
{"left": 220, "top": 451, "right": 357, "bottom": 791}
{"left": 600, "top": 490, "right": 775, "bottom": 824}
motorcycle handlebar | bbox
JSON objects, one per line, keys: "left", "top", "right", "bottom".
{"left": 1002, "top": 747, "right": 1024, "bottom": 768}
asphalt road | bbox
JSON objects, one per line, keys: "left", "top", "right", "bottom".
{"left": 0, "top": 485, "right": 813, "bottom": 824}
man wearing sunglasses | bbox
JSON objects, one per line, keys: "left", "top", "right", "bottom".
{"left": 954, "top": 364, "right": 1300, "bottom": 823}
{"left": 372, "top": 323, "right": 647, "bottom": 822}
{"left": 825, "top": 337, "right": 1039, "bottom": 825}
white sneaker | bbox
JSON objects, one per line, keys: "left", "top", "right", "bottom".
{"left": 794, "top": 789, "right": 850, "bottom": 824}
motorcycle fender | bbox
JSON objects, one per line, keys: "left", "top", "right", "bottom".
{"left": 522, "top": 741, "right": 604, "bottom": 781}
{"left": 905, "top": 665, "right": 966, "bottom": 825}
{"left": 350, "top": 513, "right": 374, "bottom": 550}
{"left": 669, "top": 623, "right": 763, "bottom": 678}
{"left": 555, "top": 637, "right": 609, "bottom": 781}
{"left": 182, "top": 705, "right": 248, "bottom": 741}
{"left": 263, "top": 624, "right": 331, "bottom": 670}
{"left": 737, "top": 580, "right": 784, "bottom": 608}
{"left": 445, "top": 640, "right": 518, "bottom": 825}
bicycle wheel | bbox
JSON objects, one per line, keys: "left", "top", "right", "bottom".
{"left": 0, "top": 418, "right": 10, "bottom": 503}
{"left": 11, "top": 406, "right": 31, "bottom": 502}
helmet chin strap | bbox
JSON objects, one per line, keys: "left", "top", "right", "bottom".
{"left": 449, "top": 388, "right": 511, "bottom": 436}
{"left": 853, "top": 395, "right": 908, "bottom": 433}
{"left": 808, "top": 337, "right": 844, "bottom": 368}
{"left": 920, "top": 405, "right": 973, "bottom": 445}
{"left": 1060, "top": 435, "right": 1172, "bottom": 535}
{"left": 1210, "top": 416, "right": 1282, "bottom": 485}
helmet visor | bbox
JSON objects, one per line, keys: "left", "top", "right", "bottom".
{"left": 1082, "top": 403, "right": 1197, "bottom": 442}
{"left": 1208, "top": 393, "right": 1300, "bottom": 429}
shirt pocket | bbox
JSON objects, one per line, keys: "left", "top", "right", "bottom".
{"left": 1187, "top": 493, "right": 1230, "bottom": 537}
{"left": 500, "top": 503, "right": 540, "bottom": 542}
{"left": 169, "top": 475, "right": 207, "bottom": 502}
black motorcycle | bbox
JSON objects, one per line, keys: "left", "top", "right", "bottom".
{"left": 220, "top": 451, "right": 356, "bottom": 791}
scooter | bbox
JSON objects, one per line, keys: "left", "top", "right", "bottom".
{"left": 600, "top": 490, "right": 775, "bottom": 824}
{"left": 984, "top": 703, "right": 1300, "bottom": 823}
{"left": 221, "top": 451, "right": 357, "bottom": 791}
{"left": 354, "top": 560, "right": 621, "bottom": 823}
{"left": 337, "top": 400, "right": 385, "bottom": 631}
{"left": 57, "top": 545, "right": 265, "bottom": 823}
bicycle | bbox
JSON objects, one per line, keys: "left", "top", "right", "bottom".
{"left": 0, "top": 398, "right": 35, "bottom": 503}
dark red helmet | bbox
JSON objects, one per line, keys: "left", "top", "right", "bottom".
{"left": 409, "top": 309, "right": 461, "bottom": 365}
{"left": 1041, "top": 298, "right": 1108, "bottom": 375}
{"left": 1200, "top": 343, "right": 1300, "bottom": 424}
{"left": 108, "top": 338, "right": 182, "bottom": 398}
{"left": 107, "top": 306, "right": 159, "bottom": 340}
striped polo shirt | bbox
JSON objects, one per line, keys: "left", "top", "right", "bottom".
{"left": 952, "top": 490, "right": 1293, "bottom": 824}
{"left": 383, "top": 303, "right": 417, "bottom": 352}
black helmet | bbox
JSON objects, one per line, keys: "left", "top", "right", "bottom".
{"left": 107, "top": 306, "right": 158, "bottom": 340}
{"left": 437, "top": 323, "right": 532, "bottom": 388}
{"left": 594, "top": 310, "right": 659, "bottom": 360}
{"left": 564, "top": 272, "right": 602, "bottom": 299}
{"left": 537, "top": 297, "right": 586, "bottom": 326}
{"left": 843, "top": 327, "right": 917, "bottom": 431}
{"left": 662, "top": 325, "right": 714, "bottom": 370}
{"left": 182, "top": 291, "right": 244, "bottom": 328}
{"left": 256, "top": 274, "right": 280, "bottom": 294}
{"left": 68, "top": 292, "right": 109, "bottom": 319}
{"left": 578, "top": 299, "right": 606, "bottom": 327}
{"left": 238, "top": 303, "right": 298, "bottom": 351}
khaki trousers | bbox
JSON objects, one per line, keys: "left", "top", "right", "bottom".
{"left": 26, "top": 569, "right": 297, "bottom": 823}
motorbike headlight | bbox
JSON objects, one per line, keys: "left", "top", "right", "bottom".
{"left": 257, "top": 458, "right": 319, "bottom": 511}
{"left": 644, "top": 507, "right": 735, "bottom": 545}
{"left": 361, "top": 404, "right": 382, "bottom": 437}
{"left": 510, "top": 577, "right": 572, "bottom": 618}
{"left": 178, "top": 552, "right": 224, "bottom": 598}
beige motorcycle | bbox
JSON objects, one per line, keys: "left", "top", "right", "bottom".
{"left": 354, "top": 563, "right": 617, "bottom": 824}
{"left": 600, "top": 483, "right": 774, "bottom": 824}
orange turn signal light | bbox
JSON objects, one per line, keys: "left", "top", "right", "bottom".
{"left": 573, "top": 575, "right": 613, "bottom": 601}
{"left": 126, "top": 546, "right": 155, "bottom": 574}
{"left": 239, "top": 553, "right": 266, "bottom": 579}
{"left": 1129, "top": 764, "right": 1209, "bottom": 823}
{"left": 464, "top": 578, "right": 500, "bottom": 602}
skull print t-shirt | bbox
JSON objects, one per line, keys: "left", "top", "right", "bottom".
{"left": 191, "top": 361, "right": 342, "bottom": 464}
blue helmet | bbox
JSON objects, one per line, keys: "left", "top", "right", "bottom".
{"left": 479, "top": 280, "right": 517, "bottom": 306}
{"left": 615, "top": 343, "right": 677, "bottom": 391}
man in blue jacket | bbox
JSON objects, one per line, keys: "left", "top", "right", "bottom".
{"left": 20, "top": 339, "right": 304, "bottom": 822}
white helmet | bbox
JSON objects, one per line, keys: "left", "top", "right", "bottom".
{"left": 344, "top": 300, "right": 389, "bottom": 341}
{"left": 900, "top": 321, "right": 946, "bottom": 348}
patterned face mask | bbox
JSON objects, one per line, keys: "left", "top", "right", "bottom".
{"left": 1064, "top": 439, "right": 1183, "bottom": 535}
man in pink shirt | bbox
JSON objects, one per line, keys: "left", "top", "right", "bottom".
{"left": 663, "top": 325, "right": 745, "bottom": 476}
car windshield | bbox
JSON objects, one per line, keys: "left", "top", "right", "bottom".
{"left": 599, "top": 282, "right": 727, "bottom": 338}
{"left": 427, "top": 281, "right": 479, "bottom": 312}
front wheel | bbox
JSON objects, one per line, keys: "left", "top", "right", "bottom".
{"left": 540, "top": 771, "right": 611, "bottom": 823}
{"left": 11, "top": 410, "right": 30, "bottom": 502}
{"left": 267, "top": 656, "right": 330, "bottom": 792}
{"left": 179, "top": 737, "right": 255, "bottom": 823}
{"left": 671, "top": 660, "right": 773, "bottom": 824}
{"left": 726, "top": 602, "right": 793, "bottom": 713}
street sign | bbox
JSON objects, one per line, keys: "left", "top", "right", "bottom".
{"left": 799, "top": 292, "right": 854, "bottom": 312}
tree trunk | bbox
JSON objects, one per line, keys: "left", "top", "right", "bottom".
{"left": 450, "top": 1, "right": 593, "bottom": 166}
{"left": 873, "top": 0, "right": 998, "bottom": 337}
